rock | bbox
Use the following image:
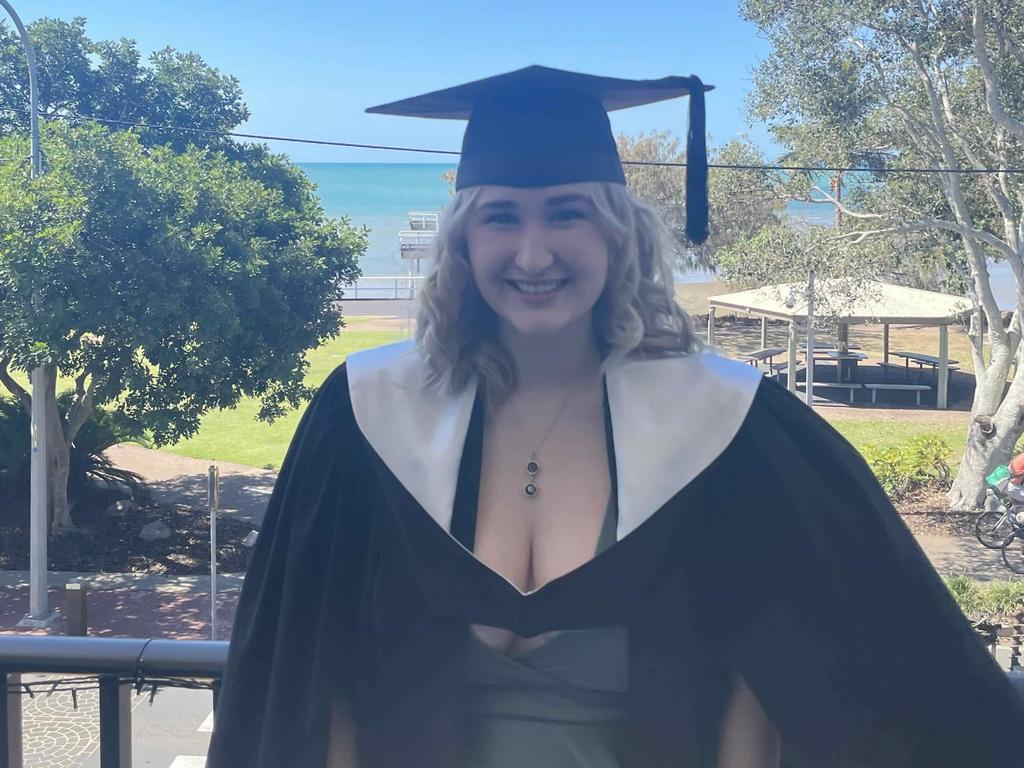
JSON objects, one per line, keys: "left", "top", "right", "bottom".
{"left": 106, "top": 499, "right": 137, "bottom": 516}
{"left": 139, "top": 520, "right": 171, "bottom": 542}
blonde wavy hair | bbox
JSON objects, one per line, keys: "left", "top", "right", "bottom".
{"left": 415, "top": 181, "right": 702, "bottom": 406}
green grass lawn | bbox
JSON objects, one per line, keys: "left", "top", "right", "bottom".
{"left": 829, "top": 420, "right": 966, "bottom": 455}
{"left": 161, "top": 329, "right": 405, "bottom": 469}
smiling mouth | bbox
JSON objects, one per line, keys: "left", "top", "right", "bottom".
{"left": 504, "top": 279, "right": 570, "bottom": 294}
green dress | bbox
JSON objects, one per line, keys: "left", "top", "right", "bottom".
{"left": 462, "top": 490, "right": 629, "bottom": 767}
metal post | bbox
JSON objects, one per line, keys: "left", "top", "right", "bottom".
{"left": 938, "top": 324, "right": 949, "bottom": 410}
{"left": 3, "top": 0, "right": 55, "bottom": 629}
{"left": 209, "top": 466, "right": 220, "bottom": 641}
{"left": 805, "top": 269, "right": 815, "bottom": 406}
{"left": 65, "top": 582, "right": 88, "bottom": 636}
{"left": 787, "top": 320, "right": 798, "bottom": 394}
{"left": 98, "top": 675, "right": 131, "bottom": 768}
{"left": 17, "top": 366, "right": 55, "bottom": 628}
{"left": 1, "top": 671, "right": 24, "bottom": 768}
{"left": 760, "top": 316, "right": 767, "bottom": 349}
{"left": 707, "top": 306, "right": 716, "bottom": 346}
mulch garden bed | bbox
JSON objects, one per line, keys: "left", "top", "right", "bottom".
{"left": 0, "top": 500, "right": 255, "bottom": 575}
{"left": 896, "top": 485, "right": 978, "bottom": 537}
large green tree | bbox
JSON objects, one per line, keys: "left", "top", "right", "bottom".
{"left": 0, "top": 18, "right": 365, "bottom": 531}
{"left": 742, "top": 0, "right": 1024, "bottom": 509}
{"left": 0, "top": 122, "right": 364, "bottom": 530}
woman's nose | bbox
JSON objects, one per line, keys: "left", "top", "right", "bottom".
{"left": 513, "top": 224, "right": 555, "bottom": 273}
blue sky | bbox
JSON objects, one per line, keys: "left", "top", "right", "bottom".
{"left": 20, "top": 1, "right": 777, "bottom": 163}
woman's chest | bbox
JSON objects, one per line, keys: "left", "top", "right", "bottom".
{"left": 473, "top": 412, "right": 612, "bottom": 594}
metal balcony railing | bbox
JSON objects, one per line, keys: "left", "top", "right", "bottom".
{"left": 347, "top": 274, "right": 425, "bottom": 300}
{"left": 1, "top": 635, "right": 227, "bottom": 768}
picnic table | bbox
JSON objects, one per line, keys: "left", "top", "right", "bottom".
{"left": 826, "top": 350, "right": 868, "bottom": 382}
{"left": 741, "top": 347, "right": 786, "bottom": 372}
{"left": 890, "top": 351, "right": 959, "bottom": 383}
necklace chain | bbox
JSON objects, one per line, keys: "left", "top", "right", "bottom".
{"left": 512, "top": 372, "right": 596, "bottom": 499}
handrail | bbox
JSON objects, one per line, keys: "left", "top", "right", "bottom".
{"left": 0, "top": 635, "right": 228, "bottom": 677}
{"left": 0, "top": 636, "right": 228, "bottom": 768}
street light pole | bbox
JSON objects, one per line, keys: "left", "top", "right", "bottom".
{"left": 3, "top": 0, "right": 57, "bottom": 628}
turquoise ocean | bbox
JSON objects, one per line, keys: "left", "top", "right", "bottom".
{"left": 299, "top": 162, "right": 1014, "bottom": 307}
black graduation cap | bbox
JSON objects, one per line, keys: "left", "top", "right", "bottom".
{"left": 366, "top": 65, "right": 713, "bottom": 244}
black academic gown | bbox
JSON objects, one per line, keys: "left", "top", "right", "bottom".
{"left": 206, "top": 341, "right": 1023, "bottom": 768}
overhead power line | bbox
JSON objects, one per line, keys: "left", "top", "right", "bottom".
{"left": 4, "top": 109, "right": 1024, "bottom": 176}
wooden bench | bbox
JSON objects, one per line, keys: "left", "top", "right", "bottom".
{"left": 863, "top": 383, "right": 931, "bottom": 405}
{"left": 771, "top": 361, "right": 805, "bottom": 382}
{"left": 880, "top": 360, "right": 958, "bottom": 382}
{"left": 796, "top": 381, "right": 863, "bottom": 403}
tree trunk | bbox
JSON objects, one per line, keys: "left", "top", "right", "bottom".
{"left": 948, "top": 327, "right": 1024, "bottom": 510}
{"left": 949, "top": 418, "right": 1020, "bottom": 510}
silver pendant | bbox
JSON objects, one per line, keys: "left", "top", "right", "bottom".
{"left": 524, "top": 454, "right": 539, "bottom": 497}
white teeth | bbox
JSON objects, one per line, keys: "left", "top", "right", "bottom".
{"left": 512, "top": 280, "right": 563, "bottom": 293}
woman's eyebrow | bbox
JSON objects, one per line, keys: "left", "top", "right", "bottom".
{"left": 477, "top": 200, "right": 518, "bottom": 211}
{"left": 544, "top": 194, "right": 589, "bottom": 206}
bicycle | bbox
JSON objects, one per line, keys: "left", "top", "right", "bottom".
{"left": 976, "top": 483, "right": 1019, "bottom": 549}
{"left": 979, "top": 465, "right": 1024, "bottom": 574}
{"left": 1000, "top": 524, "right": 1024, "bottom": 574}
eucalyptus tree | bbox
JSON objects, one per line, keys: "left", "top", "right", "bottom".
{"left": 743, "top": 0, "right": 1024, "bottom": 508}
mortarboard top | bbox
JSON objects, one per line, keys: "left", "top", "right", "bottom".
{"left": 366, "top": 65, "right": 712, "bottom": 244}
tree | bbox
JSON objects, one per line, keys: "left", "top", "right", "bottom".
{"left": 0, "top": 17, "right": 366, "bottom": 531}
{"left": 742, "top": 0, "right": 1024, "bottom": 509}
{"left": 0, "top": 121, "right": 364, "bottom": 531}
{"left": 616, "top": 132, "right": 783, "bottom": 270}
{"left": 0, "top": 17, "right": 247, "bottom": 151}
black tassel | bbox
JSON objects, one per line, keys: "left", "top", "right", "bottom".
{"left": 685, "top": 75, "right": 709, "bottom": 245}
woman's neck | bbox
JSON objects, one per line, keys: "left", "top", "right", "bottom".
{"left": 498, "top": 315, "right": 604, "bottom": 392}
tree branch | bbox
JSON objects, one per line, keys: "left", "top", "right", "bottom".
{"left": 0, "top": 356, "right": 31, "bottom": 413}
{"left": 974, "top": 2, "right": 1024, "bottom": 144}
{"left": 803, "top": 184, "right": 884, "bottom": 220}
{"left": 836, "top": 217, "right": 1015, "bottom": 257}
{"left": 64, "top": 373, "right": 97, "bottom": 446}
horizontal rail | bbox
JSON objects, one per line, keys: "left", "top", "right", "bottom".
{"left": 348, "top": 275, "right": 425, "bottom": 300}
{"left": 0, "top": 635, "right": 228, "bottom": 677}
{"left": 1, "top": 636, "right": 228, "bottom": 768}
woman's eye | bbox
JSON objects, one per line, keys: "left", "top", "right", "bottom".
{"left": 550, "top": 209, "right": 584, "bottom": 222}
{"left": 484, "top": 212, "right": 518, "bottom": 225}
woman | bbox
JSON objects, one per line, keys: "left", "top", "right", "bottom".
{"left": 207, "top": 67, "right": 1023, "bottom": 768}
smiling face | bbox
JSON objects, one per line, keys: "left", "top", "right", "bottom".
{"left": 465, "top": 183, "right": 611, "bottom": 340}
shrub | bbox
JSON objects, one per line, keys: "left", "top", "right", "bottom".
{"left": 944, "top": 574, "right": 982, "bottom": 617}
{"left": 944, "top": 576, "right": 1024, "bottom": 619}
{"left": 861, "top": 434, "right": 952, "bottom": 500}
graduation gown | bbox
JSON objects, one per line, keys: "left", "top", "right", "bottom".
{"left": 206, "top": 340, "right": 1024, "bottom": 768}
